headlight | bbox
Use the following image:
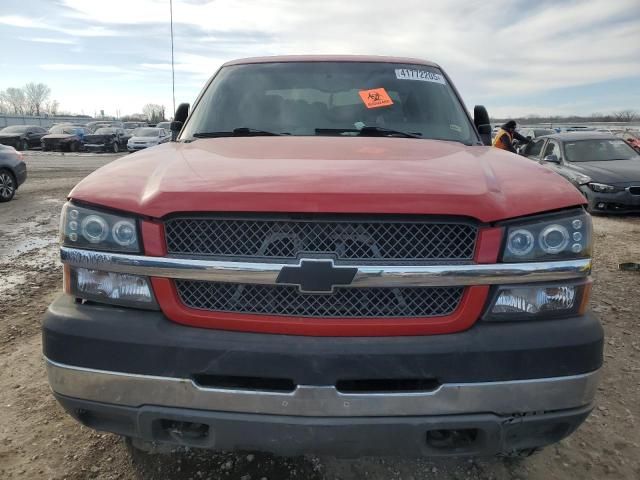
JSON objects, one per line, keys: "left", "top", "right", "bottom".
{"left": 588, "top": 182, "right": 622, "bottom": 193}
{"left": 60, "top": 202, "right": 141, "bottom": 253}
{"left": 68, "top": 267, "right": 157, "bottom": 309}
{"left": 483, "top": 280, "right": 590, "bottom": 321}
{"left": 502, "top": 210, "right": 591, "bottom": 262}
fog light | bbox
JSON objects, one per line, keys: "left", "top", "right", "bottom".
{"left": 484, "top": 282, "right": 590, "bottom": 321}
{"left": 70, "top": 267, "right": 157, "bottom": 309}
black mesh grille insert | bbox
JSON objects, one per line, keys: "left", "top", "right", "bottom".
{"left": 629, "top": 186, "right": 640, "bottom": 196}
{"left": 165, "top": 216, "right": 478, "bottom": 261}
{"left": 175, "top": 281, "right": 464, "bottom": 318}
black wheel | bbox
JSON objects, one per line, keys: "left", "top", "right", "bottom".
{"left": 112, "top": 142, "right": 120, "bottom": 153}
{"left": 69, "top": 141, "right": 78, "bottom": 152}
{"left": 20, "top": 139, "right": 29, "bottom": 151}
{"left": 0, "top": 169, "right": 16, "bottom": 202}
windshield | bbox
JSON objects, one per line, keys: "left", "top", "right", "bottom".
{"left": 49, "top": 125, "right": 79, "bottom": 135}
{"left": 181, "top": 62, "right": 476, "bottom": 144}
{"left": 1, "top": 126, "right": 29, "bottom": 133}
{"left": 94, "top": 128, "right": 116, "bottom": 134}
{"left": 133, "top": 127, "right": 160, "bottom": 137}
{"left": 565, "top": 139, "right": 639, "bottom": 162}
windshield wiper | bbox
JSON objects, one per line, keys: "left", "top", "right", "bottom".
{"left": 315, "top": 127, "right": 422, "bottom": 139}
{"left": 192, "top": 127, "right": 285, "bottom": 138}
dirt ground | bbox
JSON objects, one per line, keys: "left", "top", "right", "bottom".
{"left": 0, "top": 152, "right": 638, "bottom": 480}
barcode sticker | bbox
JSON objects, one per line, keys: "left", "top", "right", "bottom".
{"left": 395, "top": 69, "right": 446, "bottom": 84}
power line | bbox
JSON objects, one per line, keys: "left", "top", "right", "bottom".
{"left": 170, "top": 0, "right": 176, "bottom": 117}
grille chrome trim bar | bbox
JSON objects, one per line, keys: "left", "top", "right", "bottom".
{"left": 46, "top": 357, "right": 600, "bottom": 417}
{"left": 60, "top": 247, "right": 592, "bottom": 287}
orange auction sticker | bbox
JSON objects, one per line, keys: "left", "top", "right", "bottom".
{"left": 359, "top": 88, "right": 394, "bottom": 109}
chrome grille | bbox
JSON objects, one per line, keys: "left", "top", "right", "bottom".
{"left": 165, "top": 216, "right": 477, "bottom": 262}
{"left": 176, "top": 281, "right": 463, "bottom": 318}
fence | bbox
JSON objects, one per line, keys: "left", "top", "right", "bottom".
{"left": 0, "top": 114, "right": 95, "bottom": 128}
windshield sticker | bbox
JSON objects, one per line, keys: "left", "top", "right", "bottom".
{"left": 359, "top": 88, "right": 394, "bottom": 109}
{"left": 395, "top": 68, "right": 446, "bottom": 84}
{"left": 450, "top": 124, "right": 462, "bottom": 133}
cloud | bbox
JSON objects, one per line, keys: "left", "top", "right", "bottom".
{"left": 0, "top": 14, "right": 118, "bottom": 37}
{"left": 40, "top": 64, "right": 126, "bottom": 73}
{"left": 22, "top": 37, "right": 76, "bottom": 45}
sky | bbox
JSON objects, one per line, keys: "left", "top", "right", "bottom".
{"left": 0, "top": 0, "right": 639, "bottom": 119}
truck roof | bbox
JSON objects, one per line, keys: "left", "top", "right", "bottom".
{"left": 223, "top": 55, "right": 440, "bottom": 68}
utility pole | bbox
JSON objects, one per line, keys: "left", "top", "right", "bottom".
{"left": 170, "top": 0, "right": 176, "bottom": 116}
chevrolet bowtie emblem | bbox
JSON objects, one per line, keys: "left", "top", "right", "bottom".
{"left": 276, "top": 259, "right": 358, "bottom": 293}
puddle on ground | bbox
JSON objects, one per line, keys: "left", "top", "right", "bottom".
{"left": 0, "top": 237, "right": 58, "bottom": 261}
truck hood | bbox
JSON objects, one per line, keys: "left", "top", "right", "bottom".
{"left": 70, "top": 137, "right": 586, "bottom": 222}
{"left": 565, "top": 159, "right": 640, "bottom": 185}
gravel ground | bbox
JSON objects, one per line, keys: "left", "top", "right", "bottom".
{"left": 0, "top": 152, "right": 639, "bottom": 479}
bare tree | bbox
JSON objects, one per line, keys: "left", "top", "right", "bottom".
{"left": 24, "top": 82, "right": 51, "bottom": 116}
{"left": 0, "top": 88, "right": 27, "bottom": 114}
{"left": 613, "top": 110, "right": 638, "bottom": 123}
{"left": 142, "top": 103, "right": 167, "bottom": 123}
{"left": 44, "top": 99, "right": 60, "bottom": 115}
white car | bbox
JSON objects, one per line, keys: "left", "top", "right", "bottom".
{"left": 127, "top": 127, "right": 171, "bottom": 152}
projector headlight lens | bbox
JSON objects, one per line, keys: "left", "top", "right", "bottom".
{"left": 60, "top": 202, "right": 141, "bottom": 253}
{"left": 501, "top": 210, "right": 591, "bottom": 262}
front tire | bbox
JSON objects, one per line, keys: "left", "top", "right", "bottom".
{"left": 20, "top": 139, "right": 29, "bottom": 151}
{"left": 0, "top": 169, "right": 16, "bottom": 202}
{"left": 112, "top": 142, "right": 120, "bottom": 153}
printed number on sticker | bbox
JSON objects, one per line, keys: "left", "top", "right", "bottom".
{"left": 395, "top": 69, "right": 446, "bottom": 84}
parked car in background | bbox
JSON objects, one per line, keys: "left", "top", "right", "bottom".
{"left": 0, "top": 125, "right": 48, "bottom": 151}
{"left": 521, "top": 132, "right": 640, "bottom": 213}
{"left": 155, "top": 121, "right": 171, "bottom": 130}
{"left": 123, "top": 121, "right": 148, "bottom": 134}
{"left": 0, "top": 144, "right": 27, "bottom": 202}
{"left": 41, "top": 125, "right": 88, "bottom": 152}
{"left": 84, "top": 127, "right": 129, "bottom": 153}
{"left": 126, "top": 127, "right": 171, "bottom": 152}
{"left": 86, "top": 121, "right": 125, "bottom": 133}
{"left": 514, "top": 127, "right": 555, "bottom": 150}
{"left": 615, "top": 130, "right": 640, "bottom": 153}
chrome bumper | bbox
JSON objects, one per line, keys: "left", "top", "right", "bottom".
{"left": 60, "top": 246, "right": 591, "bottom": 287}
{"left": 46, "top": 358, "right": 599, "bottom": 417}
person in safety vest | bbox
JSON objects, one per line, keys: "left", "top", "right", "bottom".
{"left": 492, "top": 120, "right": 529, "bottom": 153}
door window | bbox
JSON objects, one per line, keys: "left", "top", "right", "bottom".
{"left": 542, "top": 140, "right": 560, "bottom": 160}
{"left": 525, "top": 138, "right": 545, "bottom": 158}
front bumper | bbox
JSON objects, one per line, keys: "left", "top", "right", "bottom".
{"left": 581, "top": 185, "right": 640, "bottom": 213}
{"left": 127, "top": 144, "right": 151, "bottom": 151}
{"left": 85, "top": 144, "right": 109, "bottom": 152}
{"left": 54, "top": 392, "right": 594, "bottom": 457}
{"left": 0, "top": 137, "right": 20, "bottom": 148}
{"left": 43, "top": 295, "right": 602, "bottom": 455}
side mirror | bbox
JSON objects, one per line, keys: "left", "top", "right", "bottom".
{"left": 473, "top": 105, "right": 492, "bottom": 146}
{"left": 543, "top": 154, "right": 560, "bottom": 163}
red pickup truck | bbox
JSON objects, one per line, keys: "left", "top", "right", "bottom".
{"left": 43, "top": 56, "right": 602, "bottom": 457}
